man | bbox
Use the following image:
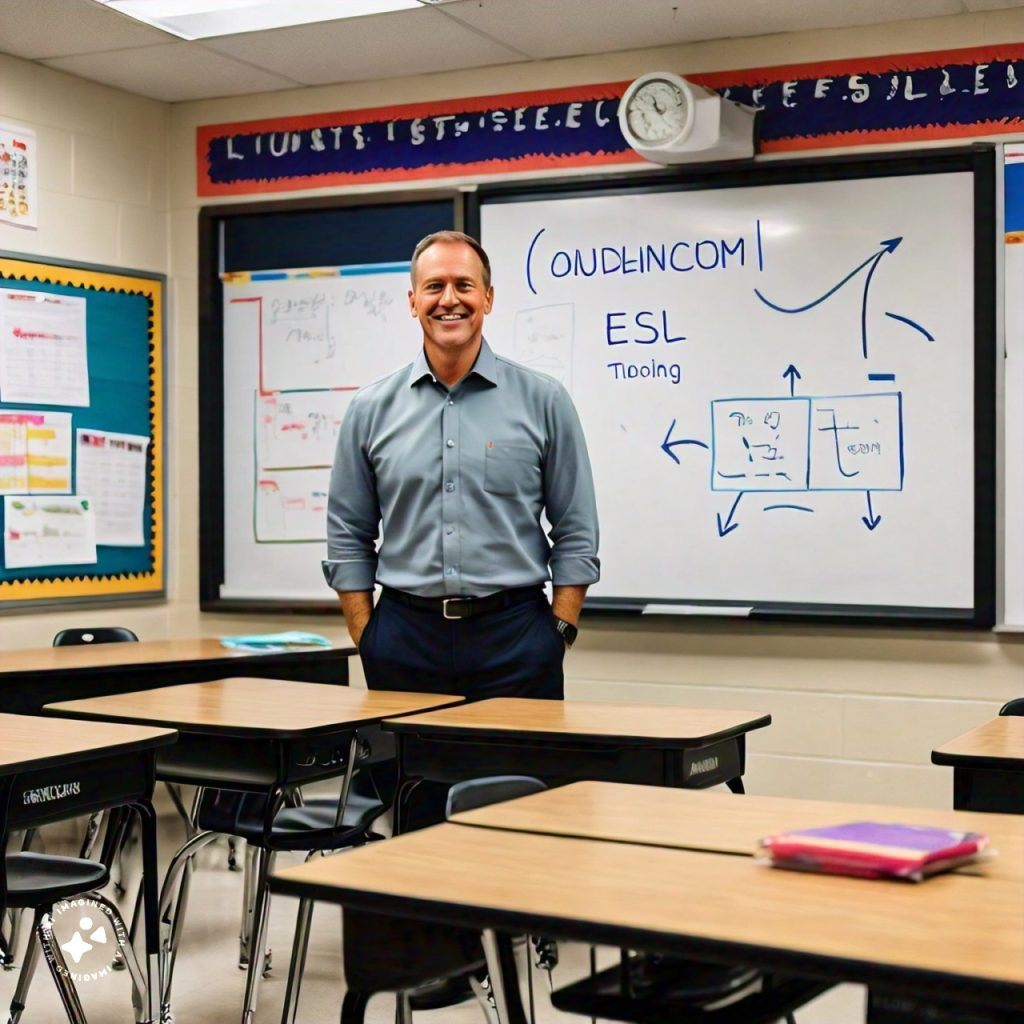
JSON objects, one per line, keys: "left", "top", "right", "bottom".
{"left": 323, "top": 230, "right": 599, "bottom": 699}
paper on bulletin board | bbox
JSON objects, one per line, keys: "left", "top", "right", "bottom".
{"left": 0, "top": 410, "right": 72, "bottom": 493}
{"left": 0, "top": 123, "right": 37, "bottom": 229}
{"left": 75, "top": 429, "right": 150, "bottom": 546}
{"left": 0, "top": 290, "right": 89, "bottom": 406}
{"left": 3, "top": 495, "right": 97, "bottom": 568}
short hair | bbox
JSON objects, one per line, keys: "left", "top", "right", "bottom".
{"left": 410, "top": 230, "right": 491, "bottom": 289}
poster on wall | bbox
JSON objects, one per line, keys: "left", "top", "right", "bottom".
{"left": 0, "top": 124, "right": 37, "bottom": 229}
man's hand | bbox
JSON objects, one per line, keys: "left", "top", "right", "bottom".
{"left": 551, "top": 584, "right": 588, "bottom": 629}
{"left": 338, "top": 591, "right": 374, "bottom": 648}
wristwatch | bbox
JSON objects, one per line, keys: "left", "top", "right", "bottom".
{"left": 553, "top": 617, "right": 578, "bottom": 647}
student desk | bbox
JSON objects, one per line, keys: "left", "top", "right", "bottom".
{"left": 272, "top": 821, "right": 1024, "bottom": 1022}
{"left": 0, "top": 713, "right": 177, "bottom": 1024}
{"left": 0, "top": 637, "right": 355, "bottom": 715}
{"left": 384, "top": 698, "right": 771, "bottom": 822}
{"left": 43, "top": 679, "right": 463, "bottom": 1023}
{"left": 449, "top": 780, "right": 1024, "bottom": 879}
{"left": 932, "top": 717, "right": 1024, "bottom": 813}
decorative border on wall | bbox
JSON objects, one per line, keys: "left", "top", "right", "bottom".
{"left": 196, "top": 44, "right": 1024, "bottom": 197}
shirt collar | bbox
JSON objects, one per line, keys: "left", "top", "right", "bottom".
{"left": 408, "top": 339, "right": 499, "bottom": 388}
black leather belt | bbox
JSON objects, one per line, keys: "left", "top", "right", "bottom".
{"left": 380, "top": 585, "right": 543, "bottom": 620}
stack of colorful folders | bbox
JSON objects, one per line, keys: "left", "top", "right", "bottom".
{"left": 756, "top": 821, "right": 989, "bottom": 881}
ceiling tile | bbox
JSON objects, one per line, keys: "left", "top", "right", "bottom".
{"left": 0, "top": 0, "right": 172, "bottom": 59}
{"left": 41, "top": 43, "right": 301, "bottom": 103}
{"left": 200, "top": 6, "right": 527, "bottom": 86}
{"left": 437, "top": 0, "right": 968, "bottom": 60}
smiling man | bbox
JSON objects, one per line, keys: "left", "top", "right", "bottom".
{"left": 323, "top": 230, "right": 600, "bottom": 702}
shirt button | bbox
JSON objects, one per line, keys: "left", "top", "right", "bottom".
{"left": 446, "top": 439, "right": 455, "bottom": 448}
{"left": 446, "top": 527, "right": 454, "bottom": 535}
{"left": 448, "top": 400, "right": 454, "bottom": 406}
{"left": 445, "top": 482, "right": 455, "bottom": 492}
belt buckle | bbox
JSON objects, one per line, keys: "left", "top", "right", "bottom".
{"left": 443, "top": 598, "right": 468, "bottom": 620}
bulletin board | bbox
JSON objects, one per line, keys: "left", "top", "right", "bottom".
{"left": 0, "top": 252, "right": 165, "bottom": 606}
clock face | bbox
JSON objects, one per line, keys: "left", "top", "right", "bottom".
{"left": 625, "top": 78, "right": 689, "bottom": 145}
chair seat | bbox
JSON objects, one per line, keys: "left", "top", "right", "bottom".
{"left": 197, "top": 790, "right": 386, "bottom": 850}
{"left": 5, "top": 852, "right": 110, "bottom": 907}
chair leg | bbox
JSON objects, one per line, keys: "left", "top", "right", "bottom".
{"left": 396, "top": 991, "right": 412, "bottom": 1024}
{"left": 240, "top": 847, "right": 275, "bottom": 1024}
{"left": 340, "top": 991, "right": 370, "bottom": 1024}
{"left": 4, "top": 830, "right": 38, "bottom": 971}
{"left": 279, "top": 898, "right": 313, "bottom": 1024}
{"left": 239, "top": 843, "right": 257, "bottom": 968}
{"left": 36, "top": 910, "right": 88, "bottom": 1024}
{"left": 8, "top": 925, "right": 41, "bottom": 1024}
{"left": 87, "top": 891, "right": 149, "bottom": 1022}
{"left": 157, "top": 829, "right": 220, "bottom": 1017}
{"left": 79, "top": 812, "right": 104, "bottom": 859}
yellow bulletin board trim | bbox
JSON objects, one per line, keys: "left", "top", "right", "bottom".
{"left": 0, "top": 254, "right": 165, "bottom": 605}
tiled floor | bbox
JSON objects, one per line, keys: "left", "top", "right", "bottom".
{"left": 0, "top": 801, "right": 866, "bottom": 1024}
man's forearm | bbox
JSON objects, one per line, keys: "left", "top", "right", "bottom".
{"left": 338, "top": 590, "right": 374, "bottom": 647}
{"left": 551, "top": 584, "right": 587, "bottom": 626}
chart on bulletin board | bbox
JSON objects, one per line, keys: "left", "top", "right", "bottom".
{"left": 474, "top": 148, "right": 995, "bottom": 625}
{"left": 0, "top": 254, "right": 164, "bottom": 605}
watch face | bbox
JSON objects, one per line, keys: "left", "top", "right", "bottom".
{"left": 626, "top": 78, "right": 689, "bottom": 144}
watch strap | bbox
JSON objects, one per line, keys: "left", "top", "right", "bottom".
{"left": 553, "top": 617, "right": 578, "bottom": 647}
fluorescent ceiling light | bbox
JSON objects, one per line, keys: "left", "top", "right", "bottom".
{"left": 92, "top": 0, "right": 456, "bottom": 40}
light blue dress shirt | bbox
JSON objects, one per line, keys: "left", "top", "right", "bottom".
{"left": 323, "top": 340, "right": 600, "bottom": 598}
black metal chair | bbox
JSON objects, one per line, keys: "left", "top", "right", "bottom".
{"left": 159, "top": 778, "right": 386, "bottom": 1024}
{"left": 4, "top": 850, "right": 146, "bottom": 1024}
{"left": 52, "top": 627, "right": 140, "bottom": 646}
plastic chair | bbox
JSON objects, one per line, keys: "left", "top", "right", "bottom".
{"left": 159, "top": 777, "right": 385, "bottom": 1024}
{"left": 336, "top": 776, "right": 548, "bottom": 1024}
{"left": 52, "top": 627, "right": 140, "bottom": 646}
{"left": 4, "top": 851, "right": 146, "bottom": 1024}
{"left": 999, "top": 698, "right": 1024, "bottom": 716}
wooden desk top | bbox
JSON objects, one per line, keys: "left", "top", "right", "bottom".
{"left": 45, "top": 678, "right": 463, "bottom": 738}
{"left": 0, "top": 713, "right": 176, "bottom": 774}
{"left": 2, "top": 637, "right": 353, "bottom": 675}
{"left": 384, "top": 698, "right": 770, "bottom": 746}
{"left": 272, "top": 822, "right": 1024, "bottom": 1001}
{"left": 933, "top": 717, "right": 1024, "bottom": 769}
{"left": 451, "top": 781, "right": 1024, "bottom": 881}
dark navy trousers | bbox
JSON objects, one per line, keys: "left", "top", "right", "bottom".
{"left": 358, "top": 588, "right": 566, "bottom": 829}
{"left": 358, "top": 588, "right": 565, "bottom": 700}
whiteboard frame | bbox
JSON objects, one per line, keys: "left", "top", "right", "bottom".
{"left": 469, "top": 146, "right": 998, "bottom": 628}
{"left": 197, "top": 189, "right": 463, "bottom": 614}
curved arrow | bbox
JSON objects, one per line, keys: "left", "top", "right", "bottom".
{"left": 754, "top": 238, "right": 901, "bottom": 315}
{"left": 717, "top": 492, "right": 743, "bottom": 537}
{"left": 661, "top": 419, "right": 709, "bottom": 465}
{"left": 861, "top": 491, "right": 882, "bottom": 530}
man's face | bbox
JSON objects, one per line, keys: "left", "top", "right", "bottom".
{"left": 409, "top": 241, "right": 494, "bottom": 359}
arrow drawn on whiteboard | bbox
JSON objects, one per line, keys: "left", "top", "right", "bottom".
{"left": 754, "top": 238, "right": 924, "bottom": 360}
{"left": 660, "top": 419, "right": 709, "bottom": 464}
{"left": 861, "top": 491, "right": 882, "bottom": 531}
{"left": 717, "top": 492, "right": 743, "bottom": 537}
{"left": 782, "top": 364, "right": 801, "bottom": 396}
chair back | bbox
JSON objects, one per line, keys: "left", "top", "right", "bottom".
{"left": 999, "top": 697, "right": 1024, "bottom": 716}
{"left": 445, "top": 775, "right": 546, "bottom": 819}
{"left": 52, "top": 627, "right": 139, "bottom": 647}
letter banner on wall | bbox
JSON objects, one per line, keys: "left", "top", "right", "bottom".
{"left": 197, "top": 44, "right": 1024, "bottom": 197}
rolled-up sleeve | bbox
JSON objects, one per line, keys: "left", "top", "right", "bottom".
{"left": 322, "top": 397, "right": 380, "bottom": 592}
{"left": 543, "top": 384, "right": 600, "bottom": 586}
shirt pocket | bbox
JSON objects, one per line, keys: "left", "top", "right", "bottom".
{"left": 484, "top": 444, "right": 538, "bottom": 496}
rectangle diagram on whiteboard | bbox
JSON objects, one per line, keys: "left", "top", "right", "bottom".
{"left": 712, "top": 393, "right": 903, "bottom": 493}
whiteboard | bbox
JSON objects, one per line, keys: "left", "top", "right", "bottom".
{"left": 477, "top": 153, "right": 996, "bottom": 623}
{"left": 220, "top": 264, "right": 421, "bottom": 602}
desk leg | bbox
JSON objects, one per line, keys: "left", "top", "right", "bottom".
{"left": 131, "top": 800, "right": 160, "bottom": 1024}
{"left": 726, "top": 777, "right": 745, "bottom": 794}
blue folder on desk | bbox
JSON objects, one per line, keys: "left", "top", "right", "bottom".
{"left": 220, "top": 631, "right": 333, "bottom": 653}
